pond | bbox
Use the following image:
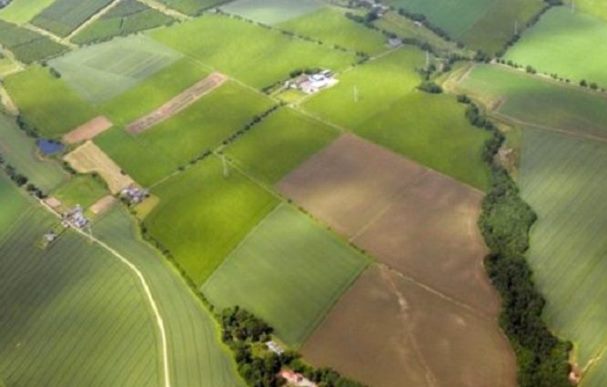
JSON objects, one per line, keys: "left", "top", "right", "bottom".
{"left": 36, "top": 139, "right": 65, "bottom": 156}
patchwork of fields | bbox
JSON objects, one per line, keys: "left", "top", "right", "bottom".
{"left": 31, "top": 0, "right": 114, "bottom": 37}
{"left": 0, "top": 19, "right": 67, "bottom": 63}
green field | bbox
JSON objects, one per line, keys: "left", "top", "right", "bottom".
{"left": 51, "top": 174, "right": 107, "bottom": 208}
{"left": 505, "top": 7, "right": 607, "bottom": 87}
{"left": 565, "top": 0, "right": 607, "bottom": 21}
{"left": 454, "top": 64, "right": 607, "bottom": 140}
{"left": 93, "top": 206, "right": 245, "bottom": 386}
{"left": 31, "top": 0, "right": 113, "bottom": 37}
{"left": 0, "top": 19, "right": 67, "bottom": 63}
{"left": 96, "top": 81, "right": 274, "bottom": 186}
{"left": 519, "top": 128, "right": 607, "bottom": 379}
{"left": 0, "top": 0, "right": 55, "bottom": 24}
{"left": 278, "top": 7, "right": 387, "bottom": 55}
{"left": 150, "top": 13, "right": 356, "bottom": 89}
{"left": 50, "top": 35, "right": 182, "bottom": 103}
{"left": 157, "top": 0, "right": 228, "bottom": 16}
{"left": 0, "top": 174, "right": 30, "bottom": 232}
{"left": 73, "top": 0, "right": 174, "bottom": 45}
{"left": 221, "top": 0, "right": 324, "bottom": 25}
{"left": 203, "top": 204, "right": 369, "bottom": 347}
{"left": 0, "top": 114, "right": 67, "bottom": 192}
{"left": 145, "top": 156, "right": 278, "bottom": 285}
{"left": 4, "top": 65, "right": 97, "bottom": 137}
{"left": 226, "top": 107, "right": 338, "bottom": 184}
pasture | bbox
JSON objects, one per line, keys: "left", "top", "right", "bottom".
{"left": 505, "top": 7, "right": 607, "bottom": 87}
{"left": 277, "top": 7, "right": 388, "bottom": 55}
{"left": 0, "top": 0, "right": 55, "bottom": 24}
{"left": 96, "top": 81, "right": 273, "bottom": 186}
{"left": 93, "top": 207, "right": 245, "bottom": 386}
{"left": 157, "top": 0, "right": 228, "bottom": 16}
{"left": 4, "top": 65, "right": 97, "bottom": 137}
{"left": 31, "top": 0, "right": 113, "bottom": 37}
{"left": 519, "top": 128, "right": 607, "bottom": 375}
{"left": 453, "top": 64, "right": 607, "bottom": 140}
{"left": 0, "top": 19, "right": 67, "bottom": 63}
{"left": 302, "top": 265, "right": 516, "bottom": 387}
{"left": 202, "top": 204, "right": 369, "bottom": 348}
{"left": 0, "top": 174, "right": 30, "bottom": 233}
{"left": 51, "top": 174, "right": 107, "bottom": 208}
{"left": 145, "top": 156, "right": 278, "bottom": 285}
{"left": 149, "top": 13, "right": 356, "bottom": 89}
{"left": 565, "top": 0, "right": 607, "bottom": 22}
{"left": 226, "top": 107, "right": 339, "bottom": 184}
{"left": 50, "top": 35, "right": 182, "bottom": 103}
{"left": 221, "top": 0, "right": 324, "bottom": 25}
{"left": 0, "top": 113, "right": 67, "bottom": 192}
{"left": 73, "top": 0, "right": 174, "bottom": 45}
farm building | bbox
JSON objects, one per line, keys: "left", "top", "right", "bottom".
{"left": 62, "top": 206, "right": 89, "bottom": 229}
{"left": 279, "top": 369, "right": 317, "bottom": 387}
{"left": 121, "top": 186, "right": 149, "bottom": 205}
{"left": 265, "top": 340, "right": 284, "bottom": 355}
{"left": 288, "top": 70, "right": 337, "bottom": 95}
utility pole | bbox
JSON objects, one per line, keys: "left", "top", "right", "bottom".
{"left": 221, "top": 154, "right": 229, "bottom": 178}
{"left": 353, "top": 86, "right": 359, "bottom": 103}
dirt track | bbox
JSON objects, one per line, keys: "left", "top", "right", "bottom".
{"left": 126, "top": 72, "right": 227, "bottom": 134}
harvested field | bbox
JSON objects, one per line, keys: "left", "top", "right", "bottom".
{"left": 89, "top": 194, "right": 116, "bottom": 215}
{"left": 126, "top": 72, "right": 226, "bottom": 134}
{"left": 302, "top": 265, "right": 516, "bottom": 387}
{"left": 62, "top": 115, "right": 113, "bottom": 144}
{"left": 63, "top": 141, "right": 134, "bottom": 193}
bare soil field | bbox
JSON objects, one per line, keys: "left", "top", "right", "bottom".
{"left": 126, "top": 72, "right": 227, "bottom": 134}
{"left": 64, "top": 141, "right": 135, "bottom": 193}
{"left": 90, "top": 195, "right": 117, "bottom": 215}
{"left": 62, "top": 116, "right": 113, "bottom": 144}
{"left": 301, "top": 265, "right": 516, "bottom": 387}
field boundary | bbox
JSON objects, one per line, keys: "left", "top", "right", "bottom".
{"left": 66, "top": 0, "right": 122, "bottom": 41}
{"left": 62, "top": 116, "right": 113, "bottom": 144}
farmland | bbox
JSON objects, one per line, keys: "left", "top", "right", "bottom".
{"left": 50, "top": 35, "right": 183, "bottom": 103}
{"left": 145, "top": 156, "right": 278, "bottom": 285}
{"left": 225, "top": 107, "right": 339, "bottom": 184}
{"left": 203, "top": 204, "right": 369, "bottom": 347}
{"left": 31, "top": 0, "right": 114, "bottom": 37}
{"left": 0, "top": 0, "right": 55, "bottom": 24}
{"left": 0, "top": 19, "right": 67, "bottom": 63}
{"left": 0, "top": 173, "right": 29, "bottom": 232}
{"left": 221, "top": 0, "right": 324, "bottom": 25}
{"left": 4, "top": 65, "right": 97, "bottom": 137}
{"left": 565, "top": 0, "right": 607, "bottom": 21}
{"left": 51, "top": 174, "right": 107, "bottom": 208}
{"left": 505, "top": 6, "right": 607, "bottom": 87}
{"left": 149, "top": 13, "right": 356, "bottom": 89}
{"left": 157, "top": 0, "right": 228, "bottom": 16}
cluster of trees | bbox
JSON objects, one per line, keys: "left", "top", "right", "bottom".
{"left": 417, "top": 81, "right": 442, "bottom": 94}
{"left": 0, "top": 153, "right": 46, "bottom": 198}
{"left": 397, "top": 8, "right": 458, "bottom": 47}
{"left": 221, "top": 307, "right": 365, "bottom": 387}
{"left": 458, "top": 96, "right": 572, "bottom": 386}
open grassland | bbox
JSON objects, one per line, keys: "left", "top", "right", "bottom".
{"left": 0, "top": 114, "right": 66, "bottom": 192}
{"left": 96, "top": 81, "right": 273, "bottom": 186}
{"left": 277, "top": 7, "right": 387, "bottom": 55}
{"left": 302, "top": 265, "right": 516, "bottom": 387}
{"left": 73, "top": 0, "right": 174, "bottom": 45}
{"left": 505, "top": 7, "right": 607, "bottom": 87}
{"left": 221, "top": 0, "right": 323, "bottom": 25}
{"left": 4, "top": 65, "right": 97, "bottom": 138}
{"left": 226, "top": 107, "right": 339, "bottom": 184}
{"left": 145, "top": 156, "right": 278, "bottom": 285}
{"left": 93, "top": 206, "right": 245, "bottom": 386}
{"left": 51, "top": 174, "right": 107, "bottom": 208}
{"left": 100, "top": 57, "right": 209, "bottom": 125}
{"left": 453, "top": 64, "right": 607, "bottom": 140}
{"left": 519, "top": 128, "right": 607, "bottom": 377}
{"left": 157, "top": 0, "right": 228, "bottom": 16}
{"left": 31, "top": 0, "right": 113, "bottom": 37}
{"left": 0, "top": 0, "right": 55, "bottom": 24}
{"left": 0, "top": 19, "right": 67, "bottom": 63}
{"left": 150, "top": 13, "right": 356, "bottom": 89}
{"left": 303, "top": 47, "right": 424, "bottom": 129}
{"left": 0, "top": 203, "right": 162, "bottom": 386}
{"left": 203, "top": 204, "right": 369, "bottom": 348}
{"left": 565, "top": 0, "right": 607, "bottom": 22}
{"left": 50, "top": 35, "right": 182, "bottom": 103}
{"left": 0, "top": 174, "right": 29, "bottom": 232}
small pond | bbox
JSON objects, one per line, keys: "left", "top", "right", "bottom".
{"left": 36, "top": 139, "right": 65, "bottom": 156}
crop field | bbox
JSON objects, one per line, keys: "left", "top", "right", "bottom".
{"left": 62, "top": 115, "right": 113, "bottom": 144}
{"left": 73, "top": 0, "right": 174, "bottom": 45}
{"left": 0, "top": 19, "right": 67, "bottom": 63}
{"left": 221, "top": 0, "right": 324, "bottom": 25}
{"left": 145, "top": 156, "right": 278, "bottom": 285}
{"left": 96, "top": 81, "right": 273, "bottom": 186}
{"left": 0, "top": 0, "right": 55, "bottom": 24}
{"left": 31, "top": 0, "right": 113, "bottom": 37}
{"left": 519, "top": 128, "right": 607, "bottom": 376}
{"left": 149, "top": 13, "right": 356, "bottom": 89}
{"left": 203, "top": 204, "right": 369, "bottom": 348}
{"left": 0, "top": 174, "right": 30, "bottom": 233}
{"left": 50, "top": 35, "right": 182, "bottom": 103}
{"left": 302, "top": 265, "right": 516, "bottom": 387}
{"left": 226, "top": 107, "right": 338, "bottom": 184}
{"left": 453, "top": 64, "right": 607, "bottom": 140}
{"left": 4, "top": 65, "right": 97, "bottom": 138}
{"left": 51, "top": 174, "right": 107, "bottom": 208}
{"left": 277, "top": 7, "right": 387, "bottom": 55}
{"left": 93, "top": 207, "right": 244, "bottom": 386}
{"left": 157, "top": 0, "right": 228, "bottom": 16}
{"left": 0, "top": 204, "right": 162, "bottom": 386}
{"left": 505, "top": 7, "right": 607, "bottom": 87}
{"left": 0, "top": 114, "right": 67, "bottom": 192}
{"left": 565, "top": 0, "right": 607, "bottom": 21}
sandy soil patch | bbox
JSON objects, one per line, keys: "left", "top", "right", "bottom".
{"left": 62, "top": 116, "right": 113, "bottom": 145}
{"left": 126, "top": 72, "right": 227, "bottom": 134}
{"left": 63, "top": 141, "right": 134, "bottom": 194}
